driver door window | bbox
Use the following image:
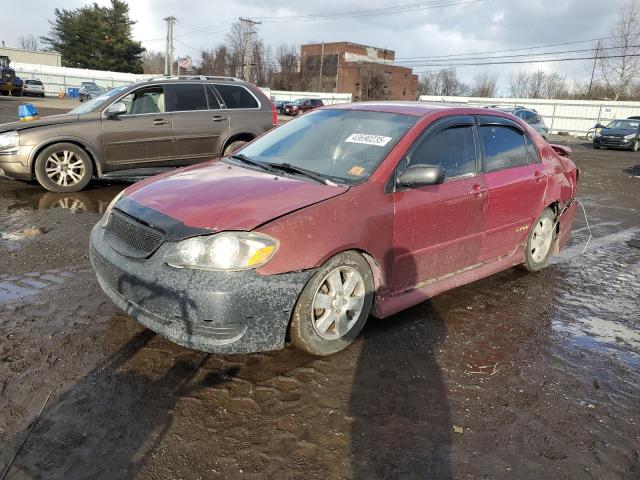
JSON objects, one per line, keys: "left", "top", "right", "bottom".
{"left": 408, "top": 125, "right": 477, "bottom": 178}
{"left": 119, "top": 86, "right": 165, "bottom": 115}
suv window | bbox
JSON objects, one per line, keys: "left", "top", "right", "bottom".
{"left": 120, "top": 85, "right": 165, "bottom": 115}
{"left": 215, "top": 84, "right": 259, "bottom": 109}
{"left": 480, "top": 125, "right": 528, "bottom": 171}
{"left": 409, "top": 125, "right": 477, "bottom": 178}
{"left": 206, "top": 85, "right": 221, "bottom": 109}
{"left": 26, "top": 80, "right": 43, "bottom": 85}
{"left": 165, "top": 83, "right": 208, "bottom": 112}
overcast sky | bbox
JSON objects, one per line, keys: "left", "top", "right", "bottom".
{"left": 1, "top": 0, "right": 631, "bottom": 93}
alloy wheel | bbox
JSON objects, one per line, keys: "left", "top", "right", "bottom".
{"left": 311, "top": 266, "right": 365, "bottom": 340}
{"left": 44, "top": 150, "right": 86, "bottom": 187}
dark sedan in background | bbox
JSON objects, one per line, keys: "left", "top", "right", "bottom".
{"left": 283, "top": 98, "right": 324, "bottom": 116}
{"left": 593, "top": 119, "right": 640, "bottom": 151}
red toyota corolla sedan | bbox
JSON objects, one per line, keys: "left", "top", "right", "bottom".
{"left": 90, "top": 103, "right": 579, "bottom": 356}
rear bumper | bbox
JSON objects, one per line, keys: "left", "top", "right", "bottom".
{"left": 556, "top": 200, "right": 578, "bottom": 252}
{"left": 89, "top": 224, "right": 315, "bottom": 353}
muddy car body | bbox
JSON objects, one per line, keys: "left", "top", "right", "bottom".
{"left": 90, "top": 103, "right": 579, "bottom": 356}
{"left": 0, "top": 76, "right": 276, "bottom": 192}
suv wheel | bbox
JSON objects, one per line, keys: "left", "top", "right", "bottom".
{"left": 290, "top": 251, "right": 374, "bottom": 356}
{"left": 34, "top": 143, "right": 93, "bottom": 192}
{"left": 223, "top": 140, "right": 248, "bottom": 156}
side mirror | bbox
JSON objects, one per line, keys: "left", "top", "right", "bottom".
{"left": 396, "top": 164, "right": 445, "bottom": 189}
{"left": 105, "top": 102, "right": 127, "bottom": 118}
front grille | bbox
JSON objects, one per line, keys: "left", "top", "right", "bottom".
{"left": 105, "top": 210, "right": 165, "bottom": 258}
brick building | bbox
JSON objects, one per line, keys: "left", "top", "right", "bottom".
{"left": 300, "top": 42, "right": 418, "bottom": 101}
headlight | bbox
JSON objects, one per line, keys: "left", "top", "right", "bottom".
{"left": 99, "top": 190, "right": 125, "bottom": 227}
{"left": 0, "top": 131, "right": 19, "bottom": 149}
{"left": 624, "top": 133, "right": 636, "bottom": 140}
{"left": 164, "top": 232, "right": 278, "bottom": 271}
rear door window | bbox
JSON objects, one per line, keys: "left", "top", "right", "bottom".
{"left": 214, "top": 84, "right": 259, "bottom": 109}
{"left": 479, "top": 125, "right": 528, "bottom": 171}
{"left": 205, "top": 85, "right": 221, "bottom": 110}
{"left": 165, "top": 83, "right": 208, "bottom": 112}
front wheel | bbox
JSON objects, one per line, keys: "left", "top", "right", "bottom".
{"left": 223, "top": 140, "right": 248, "bottom": 156}
{"left": 522, "top": 208, "right": 556, "bottom": 272}
{"left": 586, "top": 130, "right": 595, "bottom": 140}
{"left": 631, "top": 139, "right": 639, "bottom": 152}
{"left": 34, "top": 143, "right": 93, "bottom": 192}
{"left": 290, "top": 251, "right": 374, "bottom": 356}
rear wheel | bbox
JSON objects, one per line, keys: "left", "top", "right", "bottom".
{"left": 34, "top": 143, "right": 93, "bottom": 192}
{"left": 290, "top": 251, "right": 374, "bottom": 356}
{"left": 223, "top": 140, "right": 248, "bottom": 156}
{"left": 522, "top": 208, "right": 556, "bottom": 272}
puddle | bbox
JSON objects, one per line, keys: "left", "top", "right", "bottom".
{"left": 0, "top": 227, "right": 48, "bottom": 241}
{"left": 0, "top": 184, "right": 125, "bottom": 215}
{"left": 550, "top": 239, "right": 640, "bottom": 367}
{"left": 0, "top": 269, "right": 73, "bottom": 304}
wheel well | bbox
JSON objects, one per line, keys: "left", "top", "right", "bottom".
{"left": 223, "top": 133, "right": 255, "bottom": 151}
{"left": 31, "top": 140, "right": 99, "bottom": 177}
{"left": 546, "top": 201, "right": 561, "bottom": 235}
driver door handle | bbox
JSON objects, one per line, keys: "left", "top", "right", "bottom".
{"left": 153, "top": 118, "right": 169, "bottom": 125}
{"left": 469, "top": 184, "right": 488, "bottom": 197}
{"left": 212, "top": 115, "right": 225, "bottom": 122}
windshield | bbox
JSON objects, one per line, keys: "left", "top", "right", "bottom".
{"left": 606, "top": 120, "right": 639, "bottom": 130}
{"left": 231, "top": 109, "right": 418, "bottom": 184}
{"left": 69, "top": 86, "right": 129, "bottom": 115}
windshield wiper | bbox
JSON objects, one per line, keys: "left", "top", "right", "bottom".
{"left": 230, "top": 154, "right": 274, "bottom": 173}
{"left": 265, "top": 162, "right": 338, "bottom": 186}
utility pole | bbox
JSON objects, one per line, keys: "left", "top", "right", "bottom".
{"left": 239, "top": 17, "right": 261, "bottom": 82}
{"left": 318, "top": 42, "right": 325, "bottom": 92}
{"left": 164, "top": 16, "right": 176, "bottom": 76}
{"left": 587, "top": 40, "right": 602, "bottom": 98}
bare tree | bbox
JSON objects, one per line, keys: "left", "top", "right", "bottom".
{"left": 527, "top": 70, "right": 546, "bottom": 99}
{"left": 509, "top": 70, "right": 529, "bottom": 98}
{"left": 141, "top": 50, "right": 165, "bottom": 74}
{"left": 470, "top": 71, "right": 498, "bottom": 97}
{"left": 225, "top": 20, "right": 252, "bottom": 80}
{"left": 436, "top": 69, "right": 468, "bottom": 96}
{"left": 272, "top": 44, "right": 300, "bottom": 90}
{"left": 18, "top": 34, "right": 39, "bottom": 51}
{"left": 599, "top": 0, "right": 640, "bottom": 100}
{"left": 544, "top": 72, "right": 569, "bottom": 99}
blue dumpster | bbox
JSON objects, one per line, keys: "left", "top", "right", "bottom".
{"left": 67, "top": 87, "right": 80, "bottom": 98}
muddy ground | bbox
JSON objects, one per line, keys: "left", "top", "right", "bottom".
{"left": 0, "top": 98, "right": 638, "bottom": 479}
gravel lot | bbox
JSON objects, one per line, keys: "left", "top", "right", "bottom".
{"left": 0, "top": 97, "right": 638, "bottom": 479}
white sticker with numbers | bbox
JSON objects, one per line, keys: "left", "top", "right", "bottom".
{"left": 345, "top": 133, "right": 393, "bottom": 147}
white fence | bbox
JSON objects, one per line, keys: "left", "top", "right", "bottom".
{"left": 12, "top": 62, "right": 354, "bottom": 105}
{"left": 13, "top": 62, "right": 152, "bottom": 96}
{"left": 419, "top": 95, "right": 640, "bottom": 135}
{"left": 266, "top": 90, "right": 352, "bottom": 105}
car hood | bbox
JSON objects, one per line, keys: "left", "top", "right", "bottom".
{"left": 601, "top": 128, "right": 636, "bottom": 136}
{"left": 0, "top": 113, "right": 80, "bottom": 132}
{"left": 121, "top": 160, "right": 349, "bottom": 232}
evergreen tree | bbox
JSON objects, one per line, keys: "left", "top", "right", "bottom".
{"left": 41, "top": 0, "right": 144, "bottom": 73}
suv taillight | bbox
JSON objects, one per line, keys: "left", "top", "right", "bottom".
{"left": 270, "top": 101, "right": 278, "bottom": 127}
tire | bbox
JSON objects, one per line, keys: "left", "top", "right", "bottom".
{"left": 34, "top": 143, "right": 93, "bottom": 192}
{"left": 586, "top": 131, "right": 594, "bottom": 140}
{"left": 223, "top": 140, "right": 248, "bottom": 156}
{"left": 522, "top": 208, "right": 556, "bottom": 272}
{"left": 632, "top": 139, "right": 639, "bottom": 152}
{"left": 290, "top": 251, "right": 374, "bottom": 356}
{"left": 593, "top": 144, "right": 600, "bottom": 149}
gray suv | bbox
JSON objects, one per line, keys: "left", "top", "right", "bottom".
{"left": 490, "top": 106, "right": 549, "bottom": 139}
{"left": 0, "top": 76, "right": 276, "bottom": 192}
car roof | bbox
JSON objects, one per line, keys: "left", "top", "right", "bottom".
{"left": 136, "top": 76, "right": 250, "bottom": 86}
{"left": 328, "top": 101, "right": 492, "bottom": 117}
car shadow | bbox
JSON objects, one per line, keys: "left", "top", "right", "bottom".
{"left": 349, "top": 247, "right": 452, "bottom": 479}
{"left": 623, "top": 164, "right": 640, "bottom": 176}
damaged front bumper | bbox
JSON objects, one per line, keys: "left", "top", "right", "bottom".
{"left": 89, "top": 224, "right": 314, "bottom": 354}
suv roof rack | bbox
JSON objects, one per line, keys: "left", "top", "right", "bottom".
{"left": 147, "top": 75, "right": 243, "bottom": 82}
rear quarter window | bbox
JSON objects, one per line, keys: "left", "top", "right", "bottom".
{"left": 215, "top": 84, "right": 259, "bottom": 109}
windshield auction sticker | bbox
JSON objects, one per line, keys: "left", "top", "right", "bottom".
{"left": 345, "top": 133, "right": 393, "bottom": 147}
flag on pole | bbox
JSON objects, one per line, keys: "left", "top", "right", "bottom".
{"left": 178, "top": 57, "right": 192, "bottom": 70}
